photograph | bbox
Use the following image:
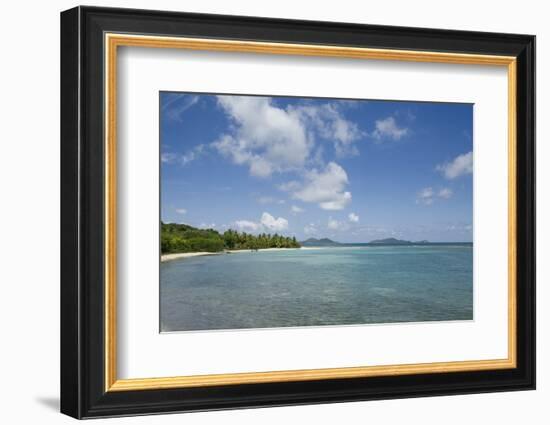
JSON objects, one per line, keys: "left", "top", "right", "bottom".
{"left": 159, "top": 92, "right": 474, "bottom": 332}
{"left": 57, "top": 4, "right": 536, "bottom": 419}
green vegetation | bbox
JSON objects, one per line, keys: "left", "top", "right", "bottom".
{"left": 161, "top": 222, "right": 300, "bottom": 254}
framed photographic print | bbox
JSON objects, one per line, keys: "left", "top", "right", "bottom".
{"left": 60, "top": 6, "right": 535, "bottom": 419}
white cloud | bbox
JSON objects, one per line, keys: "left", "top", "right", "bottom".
{"left": 327, "top": 217, "right": 349, "bottom": 231}
{"left": 348, "top": 212, "right": 359, "bottom": 223}
{"left": 416, "top": 187, "right": 434, "bottom": 205}
{"left": 327, "top": 218, "right": 339, "bottom": 230}
{"left": 291, "top": 103, "right": 363, "bottom": 157}
{"left": 234, "top": 212, "right": 289, "bottom": 233}
{"left": 161, "top": 144, "right": 205, "bottom": 167}
{"left": 163, "top": 95, "right": 199, "bottom": 122}
{"left": 180, "top": 144, "right": 205, "bottom": 166}
{"left": 438, "top": 188, "right": 453, "bottom": 199}
{"left": 213, "top": 96, "right": 312, "bottom": 177}
{"left": 234, "top": 220, "right": 262, "bottom": 232}
{"left": 161, "top": 153, "right": 178, "bottom": 163}
{"left": 436, "top": 151, "right": 473, "bottom": 179}
{"left": 292, "top": 162, "right": 352, "bottom": 210}
{"left": 278, "top": 181, "right": 301, "bottom": 192}
{"left": 372, "top": 116, "right": 408, "bottom": 141}
{"left": 319, "top": 195, "right": 352, "bottom": 211}
{"left": 446, "top": 223, "right": 473, "bottom": 233}
{"left": 291, "top": 205, "right": 304, "bottom": 213}
{"left": 175, "top": 208, "right": 187, "bottom": 214}
{"left": 304, "top": 223, "right": 318, "bottom": 235}
{"left": 209, "top": 96, "right": 363, "bottom": 209}
{"left": 198, "top": 222, "right": 216, "bottom": 229}
{"left": 212, "top": 96, "right": 365, "bottom": 177}
{"left": 260, "top": 212, "right": 289, "bottom": 232}
{"left": 416, "top": 187, "right": 453, "bottom": 205}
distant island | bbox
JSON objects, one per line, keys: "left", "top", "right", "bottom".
{"left": 300, "top": 237, "right": 433, "bottom": 247}
{"left": 161, "top": 222, "right": 300, "bottom": 254}
{"left": 300, "top": 238, "right": 342, "bottom": 247}
{"left": 368, "top": 237, "right": 430, "bottom": 245}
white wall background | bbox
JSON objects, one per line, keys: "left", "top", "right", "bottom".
{"left": 0, "top": 0, "right": 545, "bottom": 423}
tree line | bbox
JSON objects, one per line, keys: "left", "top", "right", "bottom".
{"left": 161, "top": 222, "right": 300, "bottom": 254}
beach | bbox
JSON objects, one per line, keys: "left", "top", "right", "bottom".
{"left": 161, "top": 247, "right": 301, "bottom": 262}
{"left": 161, "top": 251, "right": 223, "bottom": 262}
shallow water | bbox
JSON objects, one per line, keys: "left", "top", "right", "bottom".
{"left": 160, "top": 245, "right": 473, "bottom": 332}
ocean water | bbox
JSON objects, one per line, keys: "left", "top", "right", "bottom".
{"left": 160, "top": 245, "right": 473, "bottom": 332}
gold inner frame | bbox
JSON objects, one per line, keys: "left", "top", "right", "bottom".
{"left": 104, "top": 33, "right": 517, "bottom": 392}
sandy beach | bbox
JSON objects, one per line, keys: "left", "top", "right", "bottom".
{"left": 226, "top": 247, "right": 301, "bottom": 254}
{"left": 161, "top": 252, "right": 222, "bottom": 262}
{"left": 161, "top": 247, "right": 301, "bottom": 262}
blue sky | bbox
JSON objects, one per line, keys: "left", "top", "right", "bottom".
{"left": 160, "top": 92, "right": 473, "bottom": 242}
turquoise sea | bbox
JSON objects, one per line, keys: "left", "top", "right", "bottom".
{"left": 160, "top": 245, "right": 473, "bottom": 332}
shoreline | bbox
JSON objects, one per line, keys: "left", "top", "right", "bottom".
{"left": 161, "top": 247, "right": 301, "bottom": 262}
{"left": 161, "top": 244, "right": 471, "bottom": 262}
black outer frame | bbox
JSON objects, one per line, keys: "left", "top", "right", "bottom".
{"left": 60, "top": 6, "right": 535, "bottom": 419}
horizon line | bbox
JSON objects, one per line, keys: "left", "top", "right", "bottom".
{"left": 161, "top": 222, "right": 472, "bottom": 244}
